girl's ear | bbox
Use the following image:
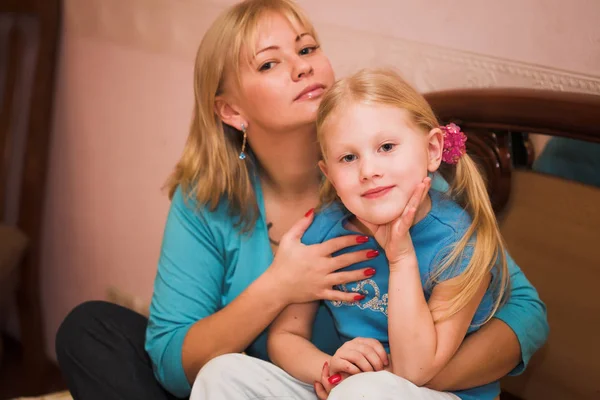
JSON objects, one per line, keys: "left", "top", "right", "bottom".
{"left": 215, "top": 96, "right": 246, "bottom": 131}
{"left": 427, "top": 127, "right": 443, "bottom": 172}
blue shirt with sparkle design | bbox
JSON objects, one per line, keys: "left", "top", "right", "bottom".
{"left": 302, "top": 189, "right": 500, "bottom": 400}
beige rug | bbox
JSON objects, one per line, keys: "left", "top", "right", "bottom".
{"left": 12, "top": 391, "right": 72, "bottom": 400}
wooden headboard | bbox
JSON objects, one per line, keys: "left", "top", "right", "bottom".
{"left": 1, "top": 0, "right": 61, "bottom": 387}
{"left": 425, "top": 88, "right": 600, "bottom": 213}
{"left": 425, "top": 88, "right": 600, "bottom": 400}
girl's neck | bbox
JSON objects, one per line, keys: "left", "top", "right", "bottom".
{"left": 252, "top": 124, "right": 322, "bottom": 201}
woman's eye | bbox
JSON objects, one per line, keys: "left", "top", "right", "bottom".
{"left": 299, "top": 45, "right": 319, "bottom": 56}
{"left": 341, "top": 154, "right": 357, "bottom": 163}
{"left": 380, "top": 143, "right": 395, "bottom": 152}
{"left": 259, "top": 61, "right": 276, "bottom": 71}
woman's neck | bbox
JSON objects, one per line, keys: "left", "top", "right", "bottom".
{"left": 252, "top": 125, "right": 322, "bottom": 201}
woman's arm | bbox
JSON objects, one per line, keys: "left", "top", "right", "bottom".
{"left": 387, "top": 252, "right": 489, "bottom": 386}
{"left": 146, "top": 188, "right": 288, "bottom": 397}
{"left": 181, "top": 272, "right": 294, "bottom": 381}
{"left": 146, "top": 189, "right": 371, "bottom": 397}
{"left": 425, "top": 254, "right": 549, "bottom": 391}
{"left": 268, "top": 302, "right": 329, "bottom": 384}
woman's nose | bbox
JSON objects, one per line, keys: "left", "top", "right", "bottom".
{"left": 292, "top": 56, "right": 313, "bottom": 80}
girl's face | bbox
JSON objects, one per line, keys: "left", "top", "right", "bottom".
{"left": 221, "top": 12, "right": 335, "bottom": 133}
{"left": 319, "top": 102, "right": 443, "bottom": 225}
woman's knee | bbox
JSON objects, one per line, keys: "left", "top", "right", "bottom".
{"left": 56, "top": 301, "right": 108, "bottom": 356}
{"left": 55, "top": 300, "right": 146, "bottom": 361}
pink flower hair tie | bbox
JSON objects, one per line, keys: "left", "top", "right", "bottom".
{"left": 440, "top": 123, "right": 467, "bottom": 164}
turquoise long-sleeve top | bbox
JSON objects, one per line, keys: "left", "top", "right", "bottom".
{"left": 145, "top": 175, "right": 549, "bottom": 398}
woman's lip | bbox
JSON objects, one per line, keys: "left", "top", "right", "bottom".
{"left": 361, "top": 185, "right": 395, "bottom": 199}
{"left": 295, "top": 85, "right": 325, "bottom": 101}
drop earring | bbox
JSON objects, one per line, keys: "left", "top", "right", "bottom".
{"left": 239, "top": 123, "right": 247, "bottom": 160}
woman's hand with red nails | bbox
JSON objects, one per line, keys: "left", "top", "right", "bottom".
{"left": 314, "top": 338, "right": 388, "bottom": 399}
{"left": 314, "top": 362, "right": 349, "bottom": 400}
{"left": 267, "top": 209, "right": 379, "bottom": 305}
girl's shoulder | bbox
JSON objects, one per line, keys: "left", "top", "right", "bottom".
{"left": 427, "top": 189, "right": 472, "bottom": 235}
{"left": 302, "top": 202, "right": 348, "bottom": 246}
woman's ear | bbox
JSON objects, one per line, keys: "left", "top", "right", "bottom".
{"left": 427, "top": 127, "right": 444, "bottom": 172}
{"left": 318, "top": 160, "right": 334, "bottom": 188}
{"left": 215, "top": 96, "right": 246, "bottom": 131}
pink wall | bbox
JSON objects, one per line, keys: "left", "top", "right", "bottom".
{"left": 40, "top": 0, "right": 600, "bottom": 358}
{"left": 302, "top": 0, "right": 600, "bottom": 76}
{"left": 41, "top": 35, "right": 194, "bottom": 356}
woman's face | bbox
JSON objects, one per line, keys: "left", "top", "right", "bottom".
{"left": 227, "top": 12, "right": 335, "bottom": 133}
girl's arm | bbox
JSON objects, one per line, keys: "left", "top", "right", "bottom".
{"left": 424, "top": 318, "right": 520, "bottom": 390}
{"left": 268, "top": 302, "right": 329, "bottom": 384}
{"left": 425, "top": 254, "right": 548, "bottom": 391}
{"left": 387, "top": 253, "right": 490, "bottom": 386}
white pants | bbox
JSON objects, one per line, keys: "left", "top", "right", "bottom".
{"left": 190, "top": 353, "right": 459, "bottom": 400}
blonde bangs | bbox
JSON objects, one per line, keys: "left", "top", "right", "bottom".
{"left": 227, "top": 0, "right": 319, "bottom": 88}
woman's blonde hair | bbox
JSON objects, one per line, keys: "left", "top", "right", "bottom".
{"left": 165, "top": 0, "right": 318, "bottom": 232}
{"left": 316, "top": 68, "right": 509, "bottom": 323}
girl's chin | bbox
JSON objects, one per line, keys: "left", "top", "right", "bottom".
{"left": 354, "top": 210, "right": 404, "bottom": 227}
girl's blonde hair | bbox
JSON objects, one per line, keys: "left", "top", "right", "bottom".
{"left": 316, "top": 68, "right": 509, "bottom": 323}
{"left": 165, "top": 0, "right": 318, "bottom": 231}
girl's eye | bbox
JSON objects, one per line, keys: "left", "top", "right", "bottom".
{"left": 299, "top": 45, "right": 319, "bottom": 56}
{"left": 341, "top": 154, "right": 357, "bottom": 163}
{"left": 380, "top": 143, "right": 395, "bottom": 152}
{"left": 259, "top": 61, "right": 276, "bottom": 72}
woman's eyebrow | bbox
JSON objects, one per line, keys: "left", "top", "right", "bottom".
{"left": 255, "top": 32, "right": 311, "bottom": 57}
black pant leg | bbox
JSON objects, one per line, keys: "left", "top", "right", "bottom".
{"left": 55, "top": 301, "right": 185, "bottom": 400}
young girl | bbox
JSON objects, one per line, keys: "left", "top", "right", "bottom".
{"left": 267, "top": 68, "right": 510, "bottom": 400}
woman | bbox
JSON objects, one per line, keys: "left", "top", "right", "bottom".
{"left": 55, "top": 1, "right": 549, "bottom": 399}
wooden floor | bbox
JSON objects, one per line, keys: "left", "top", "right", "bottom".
{"left": 0, "top": 334, "right": 67, "bottom": 400}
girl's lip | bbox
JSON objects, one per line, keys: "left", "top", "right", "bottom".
{"left": 361, "top": 185, "right": 395, "bottom": 198}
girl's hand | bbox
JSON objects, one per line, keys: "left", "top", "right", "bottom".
{"left": 268, "top": 209, "right": 379, "bottom": 305}
{"left": 329, "top": 337, "right": 389, "bottom": 376}
{"left": 358, "top": 177, "right": 431, "bottom": 265}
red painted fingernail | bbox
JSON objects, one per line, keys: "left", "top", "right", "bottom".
{"left": 328, "top": 374, "right": 342, "bottom": 385}
{"left": 305, "top": 208, "right": 314, "bottom": 217}
{"left": 356, "top": 235, "right": 369, "bottom": 243}
{"left": 366, "top": 250, "right": 379, "bottom": 258}
{"left": 364, "top": 267, "right": 376, "bottom": 276}
{"left": 354, "top": 294, "right": 365, "bottom": 301}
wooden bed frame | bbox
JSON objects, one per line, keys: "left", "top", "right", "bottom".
{"left": 1, "top": 0, "right": 61, "bottom": 392}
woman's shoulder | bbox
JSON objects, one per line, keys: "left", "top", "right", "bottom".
{"left": 169, "top": 184, "right": 244, "bottom": 231}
